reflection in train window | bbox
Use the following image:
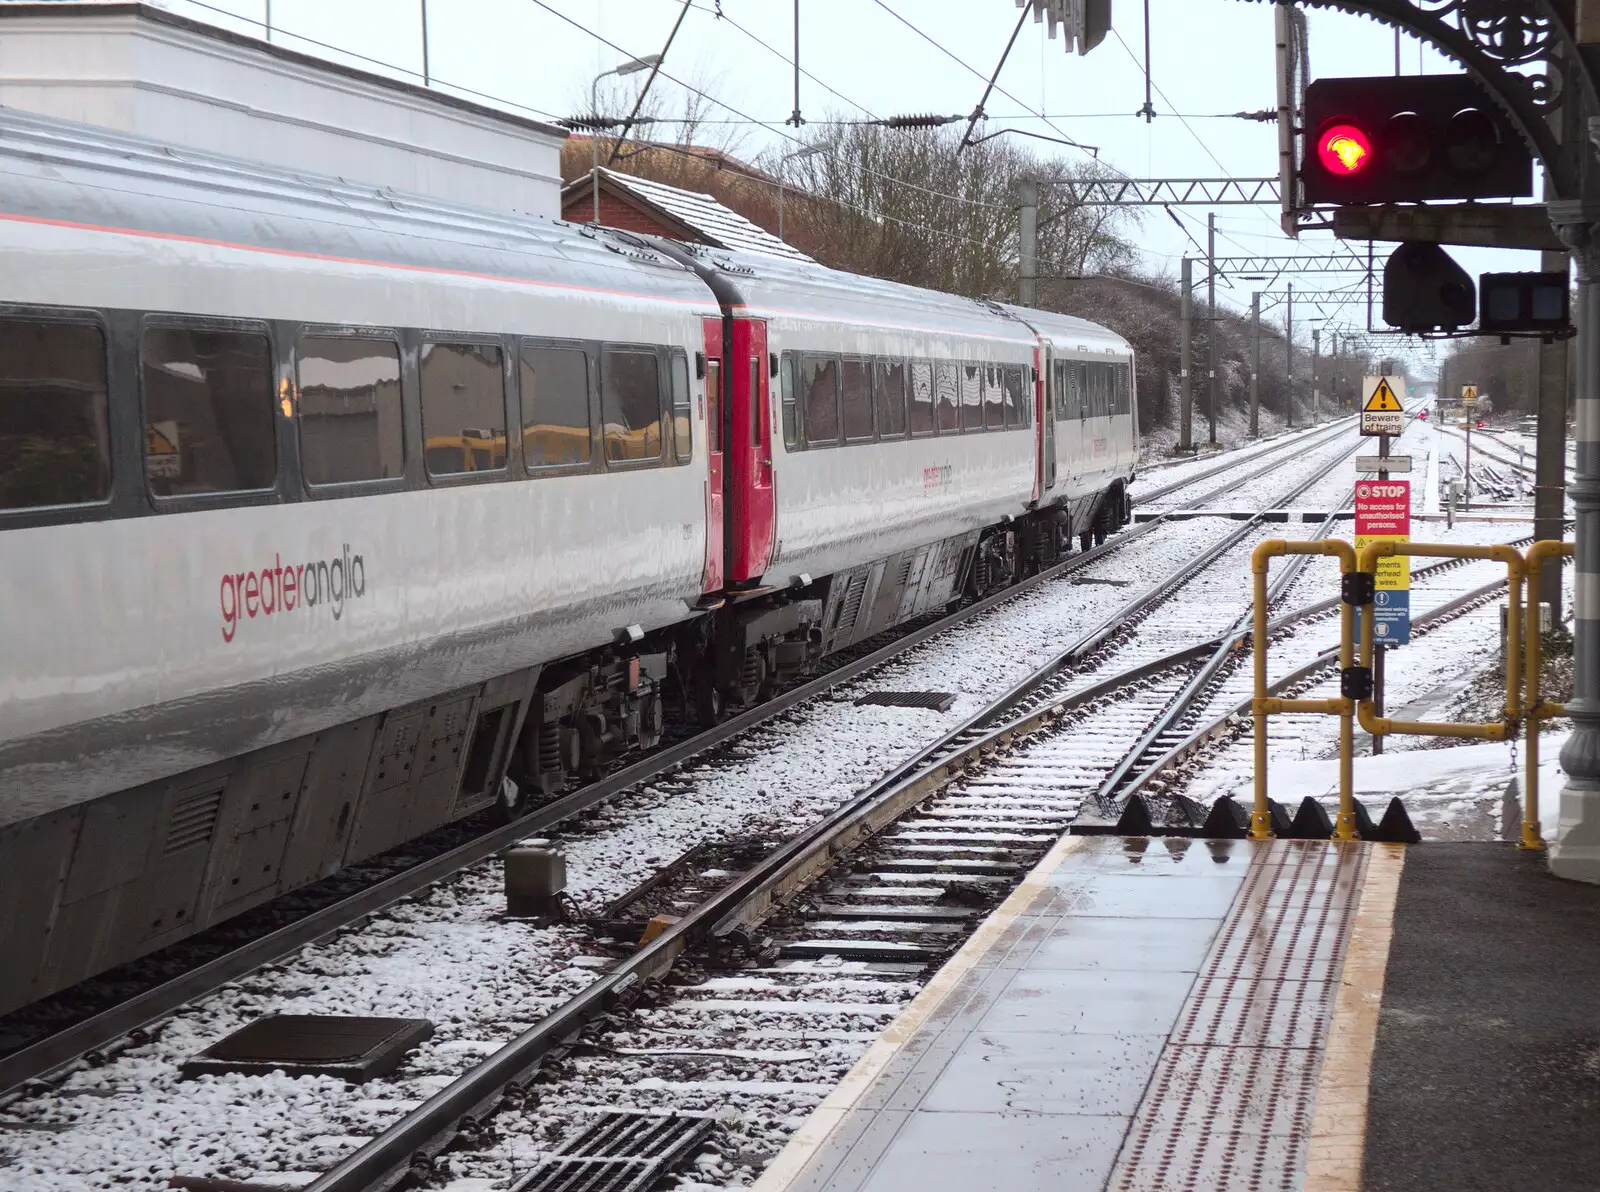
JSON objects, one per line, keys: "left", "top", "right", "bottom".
{"left": 601, "top": 348, "right": 664, "bottom": 464}
{"left": 779, "top": 352, "right": 799, "bottom": 449}
{"left": 983, "top": 365, "right": 1006, "bottom": 430}
{"left": 908, "top": 361, "right": 935, "bottom": 436}
{"left": 422, "top": 341, "right": 506, "bottom": 476}
{"left": 0, "top": 320, "right": 111, "bottom": 511}
{"left": 960, "top": 364, "right": 985, "bottom": 433}
{"left": 802, "top": 354, "right": 839, "bottom": 446}
{"left": 670, "top": 351, "right": 693, "bottom": 465}
{"left": 1003, "top": 366, "right": 1027, "bottom": 428}
{"left": 874, "top": 359, "right": 907, "bottom": 439}
{"left": 840, "top": 357, "right": 874, "bottom": 442}
{"left": 520, "top": 344, "right": 591, "bottom": 468}
{"left": 934, "top": 363, "right": 960, "bottom": 433}
{"left": 143, "top": 325, "right": 275, "bottom": 497}
{"left": 297, "top": 335, "right": 403, "bottom": 485}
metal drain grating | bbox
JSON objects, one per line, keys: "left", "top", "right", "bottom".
{"left": 854, "top": 690, "right": 957, "bottom": 712}
{"left": 511, "top": 1110, "right": 715, "bottom": 1192}
{"left": 1107, "top": 841, "right": 1366, "bottom": 1191}
{"left": 181, "top": 1014, "right": 433, "bottom": 1082}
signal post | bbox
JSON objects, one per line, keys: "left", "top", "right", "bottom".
{"left": 1272, "top": 4, "right": 1600, "bottom": 883}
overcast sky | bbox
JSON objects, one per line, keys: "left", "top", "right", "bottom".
{"left": 147, "top": 0, "right": 1550, "bottom": 375}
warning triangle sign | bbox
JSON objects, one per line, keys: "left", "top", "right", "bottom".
{"left": 1364, "top": 377, "right": 1403, "bottom": 412}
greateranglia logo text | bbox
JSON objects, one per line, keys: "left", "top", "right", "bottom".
{"left": 219, "top": 545, "right": 367, "bottom": 642}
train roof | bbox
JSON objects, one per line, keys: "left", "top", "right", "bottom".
{"left": 0, "top": 106, "right": 711, "bottom": 307}
{"left": 665, "top": 242, "right": 1037, "bottom": 345}
{"left": 995, "top": 302, "right": 1133, "bottom": 356}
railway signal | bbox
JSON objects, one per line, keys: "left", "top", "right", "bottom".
{"left": 1301, "top": 75, "right": 1533, "bottom": 206}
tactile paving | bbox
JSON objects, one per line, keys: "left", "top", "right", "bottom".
{"left": 1107, "top": 840, "right": 1366, "bottom": 1191}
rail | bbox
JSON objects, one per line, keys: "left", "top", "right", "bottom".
{"left": 0, "top": 414, "right": 1358, "bottom": 1100}
{"left": 292, "top": 427, "right": 1369, "bottom": 1192}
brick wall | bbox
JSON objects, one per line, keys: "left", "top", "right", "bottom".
{"left": 561, "top": 191, "right": 691, "bottom": 239}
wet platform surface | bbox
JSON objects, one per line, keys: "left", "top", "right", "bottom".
{"left": 755, "top": 834, "right": 1378, "bottom": 1192}
{"left": 1365, "top": 843, "right": 1600, "bottom": 1192}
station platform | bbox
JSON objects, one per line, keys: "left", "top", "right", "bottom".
{"left": 751, "top": 833, "right": 1600, "bottom": 1192}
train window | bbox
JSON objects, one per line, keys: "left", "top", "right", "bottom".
{"left": 600, "top": 348, "right": 664, "bottom": 464}
{"left": 959, "top": 364, "right": 984, "bottom": 433}
{"left": 1003, "top": 366, "right": 1027, "bottom": 428}
{"left": 421, "top": 341, "right": 506, "bottom": 476}
{"left": 840, "top": 357, "right": 874, "bottom": 442}
{"left": 750, "top": 355, "right": 763, "bottom": 450}
{"left": 934, "top": 363, "right": 960, "bottom": 433}
{"left": 520, "top": 344, "right": 591, "bottom": 468}
{"left": 142, "top": 325, "right": 274, "bottom": 497}
{"left": 1113, "top": 362, "right": 1131, "bottom": 416}
{"left": 1074, "top": 362, "right": 1089, "bottom": 420}
{"left": 0, "top": 320, "right": 111, "bottom": 511}
{"left": 801, "top": 354, "right": 839, "bottom": 446}
{"left": 1092, "top": 362, "right": 1112, "bottom": 418}
{"left": 707, "top": 358, "right": 722, "bottom": 453}
{"left": 979, "top": 368, "right": 1004, "bottom": 438}
{"left": 779, "top": 352, "right": 799, "bottom": 449}
{"left": 908, "top": 360, "right": 935, "bottom": 436}
{"left": 671, "top": 351, "right": 693, "bottom": 465}
{"left": 297, "top": 335, "right": 403, "bottom": 486}
{"left": 874, "top": 359, "right": 907, "bottom": 439}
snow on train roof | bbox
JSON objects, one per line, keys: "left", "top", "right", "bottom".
{"left": 996, "top": 301, "right": 1132, "bottom": 355}
{"left": 0, "top": 106, "right": 710, "bottom": 305}
{"left": 678, "top": 242, "right": 1037, "bottom": 344}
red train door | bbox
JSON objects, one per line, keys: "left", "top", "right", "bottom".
{"left": 727, "top": 317, "right": 775, "bottom": 583}
{"left": 700, "top": 318, "right": 725, "bottom": 594}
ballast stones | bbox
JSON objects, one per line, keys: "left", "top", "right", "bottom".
{"left": 181, "top": 1014, "right": 433, "bottom": 1082}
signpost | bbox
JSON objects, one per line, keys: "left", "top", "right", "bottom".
{"left": 1355, "top": 454, "right": 1412, "bottom": 473}
{"left": 1360, "top": 374, "right": 1405, "bottom": 436}
{"left": 1355, "top": 479, "right": 1411, "bottom": 645}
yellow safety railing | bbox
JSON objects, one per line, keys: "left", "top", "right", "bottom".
{"left": 1250, "top": 538, "right": 1571, "bottom": 845}
{"left": 1251, "top": 539, "right": 1360, "bottom": 841}
{"left": 1522, "top": 540, "right": 1575, "bottom": 850}
{"left": 1354, "top": 541, "right": 1526, "bottom": 740}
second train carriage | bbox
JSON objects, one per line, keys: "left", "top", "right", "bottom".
{"left": 0, "top": 106, "right": 1136, "bottom": 1015}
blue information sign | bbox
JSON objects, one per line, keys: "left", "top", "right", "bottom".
{"left": 1356, "top": 591, "right": 1411, "bottom": 647}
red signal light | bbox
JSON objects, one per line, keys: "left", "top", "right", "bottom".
{"left": 1318, "top": 123, "right": 1373, "bottom": 175}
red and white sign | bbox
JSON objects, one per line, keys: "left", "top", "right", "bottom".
{"left": 1355, "top": 480, "right": 1410, "bottom": 592}
{"left": 1354, "top": 481, "right": 1410, "bottom": 537}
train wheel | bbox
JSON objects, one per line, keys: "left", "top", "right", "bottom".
{"left": 694, "top": 670, "right": 725, "bottom": 727}
{"left": 493, "top": 775, "right": 527, "bottom": 824}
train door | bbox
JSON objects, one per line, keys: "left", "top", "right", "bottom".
{"left": 727, "top": 317, "right": 775, "bottom": 583}
{"left": 1036, "top": 348, "right": 1055, "bottom": 500}
{"left": 700, "top": 318, "right": 725, "bottom": 593}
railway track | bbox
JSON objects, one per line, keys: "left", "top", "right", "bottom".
{"left": 0, "top": 421, "right": 1357, "bottom": 1110}
{"left": 257, "top": 437, "right": 1519, "bottom": 1192}
{"left": 83, "top": 426, "right": 1360, "bottom": 1192}
{"left": 0, "top": 422, "right": 1386, "bottom": 1192}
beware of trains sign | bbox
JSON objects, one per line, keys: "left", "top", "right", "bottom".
{"left": 1360, "top": 375, "right": 1405, "bottom": 437}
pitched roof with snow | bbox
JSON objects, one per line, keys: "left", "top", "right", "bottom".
{"left": 567, "top": 166, "right": 814, "bottom": 263}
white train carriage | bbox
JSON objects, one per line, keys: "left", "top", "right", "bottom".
{"left": 0, "top": 107, "right": 1139, "bottom": 1017}
{"left": 0, "top": 111, "right": 718, "bottom": 1013}
{"left": 1000, "top": 303, "right": 1139, "bottom": 548}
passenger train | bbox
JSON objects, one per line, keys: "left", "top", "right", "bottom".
{"left": 0, "top": 109, "right": 1136, "bottom": 1014}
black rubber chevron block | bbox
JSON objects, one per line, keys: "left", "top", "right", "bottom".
{"left": 1287, "top": 796, "right": 1334, "bottom": 840}
{"left": 1200, "top": 795, "right": 1251, "bottom": 839}
{"left": 1373, "top": 796, "right": 1422, "bottom": 843}
{"left": 1114, "top": 794, "right": 1158, "bottom": 836}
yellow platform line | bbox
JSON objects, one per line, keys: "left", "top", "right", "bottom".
{"left": 1304, "top": 842, "right": 1407, "bottom": 1192}
{"left": 749, "top": 831, "right": 1093, "bottom": 1192}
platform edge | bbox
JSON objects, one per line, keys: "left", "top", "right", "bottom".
{"left": 747, "top": 830, "right": 1094, "bottom": 1192}
{"left": 1303, "top": 842, "right": 1407, "bottom": 1192}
